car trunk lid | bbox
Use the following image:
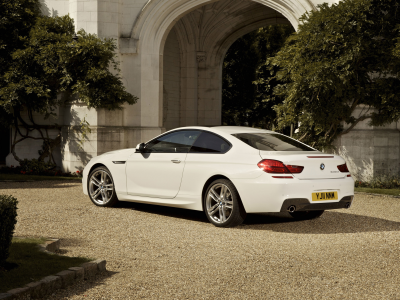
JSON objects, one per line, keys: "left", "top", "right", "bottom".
{"left": 259, "top": 151, "right": 346, "bottom": 179}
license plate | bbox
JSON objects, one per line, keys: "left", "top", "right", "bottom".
{"left": 312, "top": 191, "right": 338, "bottom": 201}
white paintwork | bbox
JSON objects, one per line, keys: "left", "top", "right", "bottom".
{"left": 126, "top": 152, "right": 187, "bottom": 198}
{"left": 82, "top": 126, "right": 354, "bottom": 213}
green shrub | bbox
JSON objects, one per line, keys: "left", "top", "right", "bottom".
{"left": 0, "top": 195, "right": 18, "bottom": 266}
{"left": 19, "top": 159, "right": 56, "bottom": 173}
{"left": 355, "top": 174, "right": 400, "bottom": 189}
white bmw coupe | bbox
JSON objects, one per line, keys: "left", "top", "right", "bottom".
{"left": 82, "top": 126, "right": 354, "bottom": 227}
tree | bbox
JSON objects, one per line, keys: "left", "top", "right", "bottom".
{"left": 267, "top": 0, "right": 400, "bottom": 149}
{"left": 394, "top": 25, "right": 400, "bottom": 65}
{"left": 222, "top": 30, "right": 260, "bottom": 126}
{"left": 0, "top": 0, "right": 39, "bottom": 77}
{"left": 0, "top": 0, "right": 137, "bottom": 166}
{"left": 222, "top": 25, "right": 294, "bottom": 129}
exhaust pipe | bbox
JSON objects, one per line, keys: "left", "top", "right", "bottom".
{"left": 287, "top": 205, "right": 296, "bottom": 213}
{"left": 345, "top": 202, "right": 351, "bottom": 209}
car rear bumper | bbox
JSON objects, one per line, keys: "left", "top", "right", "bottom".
{"left": 232, "top": 174, "right": 354, "bottom": 213}
{"left": 280, "top": 196, "right": 354, "bottom": 212}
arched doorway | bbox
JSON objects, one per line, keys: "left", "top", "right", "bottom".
{"left": 161, "top": 0, "right": 292, "bottom": 130}
{"left": 122, "top": 0, "right": 311, "bottom": 135}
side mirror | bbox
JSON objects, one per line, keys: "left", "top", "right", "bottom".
{"left": 136, "top": 143, "right": 145, "bottom": 153}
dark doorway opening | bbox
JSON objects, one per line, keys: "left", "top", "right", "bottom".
{"left": 0, "top": 127, "right": 10, "bottom": 165}
{"left": 222, "top": 25, "right": 294, "bottom": 130}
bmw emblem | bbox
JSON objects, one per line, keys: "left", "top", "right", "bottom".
{"left": 320, "top": 163, "right": 325, "bottom": 170}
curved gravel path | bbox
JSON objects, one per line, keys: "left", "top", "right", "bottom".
{"left": 1, "top": 181, "right": 400, "bottom": 299}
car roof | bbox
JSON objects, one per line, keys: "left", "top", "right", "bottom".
{"left": 210, "top": 126, "right": 273, "bottom": 134}
{"left": 170, "top": 126, "right": 273, "bottom": 135}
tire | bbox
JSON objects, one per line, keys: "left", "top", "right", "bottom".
{"left": 289, "top": 210, "right": 324, "bottom": 220}
{"left": 204, "top": 179, "right": 246, "bottom": 227}
{"left": 87, "top": 166, "right": 118, "bottom": 207}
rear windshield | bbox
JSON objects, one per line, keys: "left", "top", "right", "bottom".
{"left": 232, "top": 133, "right": 316, "bottom": 151}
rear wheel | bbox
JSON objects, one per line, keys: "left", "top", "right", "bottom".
{"left": 88, "top": 166, "right": 118, "bottom": 207}
{"left": 289, "top": 210, "right": 324, "bottom": 220}
{"left": 204, "top": 179, "right": 246, "bottom": 227}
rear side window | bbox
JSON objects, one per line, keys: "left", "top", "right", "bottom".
{"left": 189, "top": 132, "right": 231, "bottom": 153}
{"left": 232, "top": 133, "right": 315, "bottom": 151}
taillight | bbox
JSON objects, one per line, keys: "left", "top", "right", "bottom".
{"left": 258, "top": 160, "right": 289, "bottom": 173}
{"left": 337, "top": 163, "right": 349, "bottom": 172}
{"left": 257, "top": 159, "right": 304, "bottom": 174}
{"left": 285, "top": 165, "right": 304, "bottom": 173}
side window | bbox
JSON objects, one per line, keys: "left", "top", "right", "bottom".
{"left": 189, "top": 132, "right": 231, "bottom": 154}
{"left": 145, "top": 130, "right": 201, "bottom": 153}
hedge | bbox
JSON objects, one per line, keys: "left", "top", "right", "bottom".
{"left": 0, "top": 195, "right": 18, "bottom": 266}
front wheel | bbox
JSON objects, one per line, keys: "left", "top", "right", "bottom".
{"left": 204, "top": 179, "right": 246, "bottom": 227}
{"left": 88, "top": 166, "right": 118, "bottom": 207}
{"left": 289, "top": 210, "right": 324, "bottom": 220}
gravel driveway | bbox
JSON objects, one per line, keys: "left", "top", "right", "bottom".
{"left": 1, "top": 181, "right": 400, "bottom": 299}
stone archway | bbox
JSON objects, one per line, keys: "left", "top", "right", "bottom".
{"left": 162, "top": 0, "right": 292, "bottom": 130}
{"left": 121, "top": 0, "right": 311, "bottom": 134}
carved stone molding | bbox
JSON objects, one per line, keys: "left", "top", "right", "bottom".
{"left": 119, "top": 38, "right": 138, "bottom": 54}
{"left": 196, "top": 51, "right": 206, "bottom": 63}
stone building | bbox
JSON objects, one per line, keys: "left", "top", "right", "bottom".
{"left": 4, "top": 0, "right": 400, "bottom": 179}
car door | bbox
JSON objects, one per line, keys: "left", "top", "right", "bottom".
{"left": 178, "top": 131, "right": 233, "bottom": 197}
{"left": 126, "top": 130, "right": 201, "bottom": 198}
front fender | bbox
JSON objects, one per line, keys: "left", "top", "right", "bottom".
{"left": 82, "top": 149, "right": 135, "bottom": 197}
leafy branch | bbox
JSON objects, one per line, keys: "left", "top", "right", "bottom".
{"left": 0, "top": 1, "right": 138, "bottom": 166}
{"left": 264, "top": 0, "right": 400, "bottom": 150}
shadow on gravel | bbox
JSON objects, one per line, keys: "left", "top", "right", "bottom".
{"left": 114, "top": 201, "right": 209, "bottom": 223}
{"left": 102, "top": 200, "right": 400, "bottom": 234}
{"left": 44, "top": 270, "right": 118, "bottom": 300}
{"left": 242, "top": 211, "right": 400, "bottom": 234}
{"left": 0, "top": 181, "right": 80, "bottom": 189}
{"left": 113, "top": 202, "right": 400, "bottom": 234}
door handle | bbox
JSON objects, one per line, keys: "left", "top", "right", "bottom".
{"left": 171, "top": 159, "right": 181, "bottom": 164}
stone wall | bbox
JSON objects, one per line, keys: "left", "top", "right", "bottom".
{"left": 163, "top": 29, "right": 181, "bottom": 131}
{"left": 333, "top": 109, "right": 400, "bottom": 180}
{"left": 7, "top": 0, "right": 399, "bottom": 178}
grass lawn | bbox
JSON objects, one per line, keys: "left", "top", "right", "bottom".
{"left": 0, "top": 238, "right": 91, "bottom": 293}
{"left": 355, "top": 187, "right": 400, "bottom": 196}
{"left": 0, "top": 173, "right": 82, "bottom": 181}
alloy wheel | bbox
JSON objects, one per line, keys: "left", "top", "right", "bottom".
{"left": 88, "top": 170, "right": 114, "bottom": 205}
{"left": 205, "top": 183, "right": 234, "bottom": 224}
